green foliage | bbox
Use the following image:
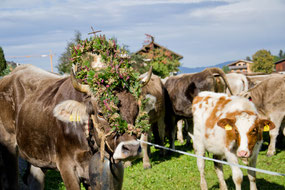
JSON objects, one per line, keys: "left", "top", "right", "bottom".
{"left": 274, "top": 49, "right": 285, "bottom": 63}
{"left": 251, "top": 49, "right": 274, "bottom": 74}
{"left": 148, "top": 49, "right": 180, "bottom": 78}
{"left": 71, "top": 34, "right": 150, "bottom": 134}
{"left": 130, "top": 54, "right": 149, "bottom": 74}
{"left": 222, "top": 65, "right": 230, "bottom": 74}
{"left": 0, "top": 47, "right": 7, "bottom": 75}
{"left": 56, "top": 31, "right": 82, "bottom": 74}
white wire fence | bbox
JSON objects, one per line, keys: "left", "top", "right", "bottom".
{"left": 138, "top": 139, "right": 285, "bottom": 177}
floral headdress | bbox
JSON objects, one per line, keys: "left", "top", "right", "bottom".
{"left": 70, "top": 34, "right": 150, "bottom": 135}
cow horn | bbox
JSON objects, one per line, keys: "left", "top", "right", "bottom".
{"left": 70, "top": 65, "right": 91, "bottom": 94}
{"left": 141, "top": 66, "right": 153, "bottom": 87}
{"left": 208, "top": 67, "right": 233, "bottom": 95}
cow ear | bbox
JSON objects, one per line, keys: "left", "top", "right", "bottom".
{"left": 217, "top": 118, "right": 235, "bottom": 131}
{"left": 258, "top": 119, "right": 275, "bottom": 132}
{"left": 53, "top": 100, "right": 89, "bottom": 124}
{"left": 185, "top": 82, "right": 199, "bottom": 102}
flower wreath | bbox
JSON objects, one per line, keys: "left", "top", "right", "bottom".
{"left": 70, "top": 34, "right": 150, "bottom": 134}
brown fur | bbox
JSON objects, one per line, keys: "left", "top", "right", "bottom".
{"left": 0, "top": 65, "right": 141, "bottom": 189}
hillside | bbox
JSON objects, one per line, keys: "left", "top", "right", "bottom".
{"left": 178, "top": 60, "right": 234, "bottom": 74}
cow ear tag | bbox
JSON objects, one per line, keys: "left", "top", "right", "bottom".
{"left": 69, "top": 115, "right": 74, "bottom": 122}
{"left": 264, "top": 124, "right": 270, "bottom": 132}
{"left": 225, "top": 124, "right": 232, "bottom": 130}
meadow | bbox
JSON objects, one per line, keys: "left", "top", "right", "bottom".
{"left": 45, "top": 135, "right": 285, "bottom": 190}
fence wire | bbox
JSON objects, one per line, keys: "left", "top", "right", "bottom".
{"left": 138, "top": 139, "right": 285, "bottom": 177}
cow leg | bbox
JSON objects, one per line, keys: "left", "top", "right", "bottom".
{"left": 0, "top": 143, "right": 19, "bottom": 190}
{"left": 177, "top": 120, "right": 184, "bottom": 144}
{"left": 225, "top": 152, "right": 242, "bottom": 190}
{"left": 267, "top": 112, "right": 284, "bottom": 156}
{"left": 57, "top": 160, "right": 80, "bottom": 190}
{"left": 27, "top": 165, "right": 45, "bottom": 190}
{"left": 247, "top": 143, "right": 261, "bottom": 190}
{"left": 141, "top": 133, "right": 151, "bottom": 169}
{"left": 196, "top": 150, "right": 207, "bottom": 190}
{"left": 169, "top": 116, "right": 177, "bottom": 150}
{"left": 213, "top": 155, "right": 227, "bottom": 190}
{"left": 157, "top": 116, "right": 166, "bottom": 156}
{"left": 184, "top": 119, "right": 193, "bottom": 146}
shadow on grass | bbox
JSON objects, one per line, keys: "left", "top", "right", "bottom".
{"left": 130, "top": 141, "right": 194, "bottom": 167}
{"left": 210, "top": 176, "right": 285, "bottom": 190}
{"left": 45, "top": 170, "right": 64, "bottom": 190}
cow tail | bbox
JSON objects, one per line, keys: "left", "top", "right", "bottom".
{"left": 208, "top": 68, "right": 234, "bottom": 95}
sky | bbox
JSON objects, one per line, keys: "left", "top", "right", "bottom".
{"left": 1, "top": 0, "right": 285, "bottom": 72}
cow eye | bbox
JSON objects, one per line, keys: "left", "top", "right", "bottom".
{"left": 251, "top": 128, "right": 258, "bottom": 134}
{"left": 98, "top": 112, "right": 104, "bottom": 118}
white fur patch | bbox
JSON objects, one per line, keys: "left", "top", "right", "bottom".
{"left": 53, "top": 100, "right": 89, "bottom": 124}
{"left": 144, "top": 94, "right": 157, "bottom": 113}
{"left": 113, "top": 140, "right": 141, "bottom": 160}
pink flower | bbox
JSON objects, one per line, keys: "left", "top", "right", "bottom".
{"left": 106, "top": 85, "right": 110, "bottom": 88}
{"left": 126, "top": 76, "right": 130, "bottom": 81}
{"left": 101, "top": 79, "right": 104, "bottom": 83}
{"left": 103, "top": 99, "right": 111, "bottom": 111}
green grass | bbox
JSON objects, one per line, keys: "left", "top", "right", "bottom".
{"left": 45, "top": 140, "right": 285, "bottom": 190}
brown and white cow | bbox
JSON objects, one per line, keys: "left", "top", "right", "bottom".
{"left": 164, "top": 68, "right": 233, "bottom": 149}
{"left": 239, "top": 75, "right": 285, "bottom": 157}
{"left": 0, "top": 64, "right": 149, "bottom": 190}
{"left": 192, "top": 91, "right": 275, "bottom": 190}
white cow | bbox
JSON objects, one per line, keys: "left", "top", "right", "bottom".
{"left": 191, "top": 91, "right": 275, "bottom": 190}
{"left": 226, "top": 73, "right": 248, "bottom": 95}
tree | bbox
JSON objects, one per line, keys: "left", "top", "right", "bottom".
{"left": 0, "top": 46, "right": 7, "bottom": 75}
{"left": 251, "top": 49, "right": 274, "bottom": 74}
{"left": 222, "top": 65, "right": 230, "bottom": 74}
{"left": 245, "top": 56, "right": 251, "bottom": 61}
{"left": 57, "top": 31, "right": 82, "bottom": 74}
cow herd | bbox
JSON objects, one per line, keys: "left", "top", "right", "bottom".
{"left": 0, "top": 64, "right": 284, "bottom": 190}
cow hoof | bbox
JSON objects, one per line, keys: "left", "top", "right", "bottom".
{"left": 143, "top": 164, "right": 152, "bottom": 169}
{"left": 266, "top": 151, "right": 275, "bottom": 157}
{"left": 124, "top": 161, "right": 132, "bottom": 168}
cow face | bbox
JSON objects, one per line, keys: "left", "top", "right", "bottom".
{"left": 86, "top": 91, "right": 142, "bottom": 161}
{"left": 217, "top": 112, "right": 275, "bottom": 159}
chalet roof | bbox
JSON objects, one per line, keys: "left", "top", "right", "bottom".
{"left": 274, "top": 58, "right": 285, "bottom": 64}
{"left": 134, "top": 42, "right": 183, "bottom": 60}
{"left": 227, "top": 59, "right": 253, "bottom": 66}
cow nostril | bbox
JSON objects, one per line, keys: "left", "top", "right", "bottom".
{"left": 122, "top": 145, "right": 130, "bottom": 152}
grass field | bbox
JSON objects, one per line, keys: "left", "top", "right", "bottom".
{"left": 45, "top": 136, "right": 285, "bottom": 190}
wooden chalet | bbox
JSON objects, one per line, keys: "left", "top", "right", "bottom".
{"left": 274, "top": 58, "right": 285, "bottom": 73}
{"left": 134, "top": 36, "right": 183, "bottom": 61}
{"left": 227, "top": 60, "right": 253, "bottom": 74}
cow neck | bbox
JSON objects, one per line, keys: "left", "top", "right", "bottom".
{"left": 90, "top": 114, "right": 114, "bottom": 162}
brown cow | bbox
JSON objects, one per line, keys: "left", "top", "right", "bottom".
{"left": 239, "top": 75, "right": 285, "bottom": 156}
{"left": 164, "top": 68, "right": 233, "bottom": 149}
{"left": 0, "top": 64, "right": 150, "bottom": 189}
{"left": 140, "top": 73, "right": 166, "bottom": 169}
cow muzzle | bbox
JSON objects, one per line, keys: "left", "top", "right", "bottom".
{"left": 113, "top": 140, "right": 142, "bottom": 160}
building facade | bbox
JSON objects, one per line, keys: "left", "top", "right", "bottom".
{"left": 227, "top": 60, "right": 253, "bottom": 74}
{"left": 274, "top": 59, "right": 285, "bottom": 73}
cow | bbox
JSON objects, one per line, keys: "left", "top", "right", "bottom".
{"left": 225, "top": 73, "right": 248, "bottom": 95}
{"left": 139, "top": 73, "right": 166, "bottom": 169}
{"left": 164, "top": 68, "right": 233, "bottom": 149}
{"left": 246, "top": 73, "right": 283, "bottom": 89}
{"left": 191, "top": 91, "right": 275, "bottom": 190}
{"left": 0, "top": 64, "right": 151, "bottom": 190}
{"left": 124, "top": 73, "right": 166, "bottom": 169}
{"left": 239, "top": 75, "right": 285, "bottom": 157}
